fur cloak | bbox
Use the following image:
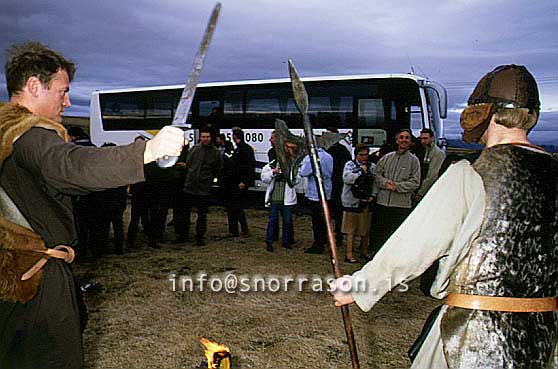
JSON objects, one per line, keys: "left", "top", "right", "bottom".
{"left": 0, "top": 102, "right": 68, "bottom": 303}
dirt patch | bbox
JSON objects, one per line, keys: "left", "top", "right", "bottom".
{"left": 74, "top": 206, "right": 439, "bottom": 369}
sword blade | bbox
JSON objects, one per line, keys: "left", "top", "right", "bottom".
{"left": 172, "top": 2, "right": 221, "bottom": 126}
{"left": 157, "top": 3, "right": 221, "bottom": 168}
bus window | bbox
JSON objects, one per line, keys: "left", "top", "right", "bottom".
{"left": 199, "top": 100, "right": 220, "bottom": 117}
{"left": 246, "top": 97, "right": 280, "bottom": 129}
{"left": 92, "top": 75, "right": 437, "bottom": 154}
{"left": 245, "top": 86, "right": 298, "bottom": 129}
{"left": 356, "top": 99, "right": 387, "bottom": 146}
{"left": 100, "top": 90, "right": 177, "bottom": 131}
{"left": 308, "top": 96, "right": 331, "bottom": 128}
{"left": 222, "top": 91, "right": 244, "bottom": 129}
{"left": 358, "top": 99, "right": 385, "bottom": 127}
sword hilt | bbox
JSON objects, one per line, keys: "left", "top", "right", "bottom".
{"left": 155, "top": 127, "right": 187, "bottom": 168}
{"left": 157, "top": 155, "right": 179, "bottom": 168}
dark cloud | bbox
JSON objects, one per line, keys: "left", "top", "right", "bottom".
{"left": 1, "top": 0, "right": 557, "bottom": 146}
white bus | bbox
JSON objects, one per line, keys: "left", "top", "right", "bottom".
{"left": 90, "top": 73, "right": 447, "bottom": 182}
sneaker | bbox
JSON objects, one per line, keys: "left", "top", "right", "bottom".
{"left": 240, "top": 230, "right": 251, "bottom": 238}
{"left": 282, "top": 243, "right": 292, "bottom": 250}
{"left": 266, "top": 243, "right": 273, "bottom": 252}
{"left": 196, "top": 238, "right": 206, "bottom": 246}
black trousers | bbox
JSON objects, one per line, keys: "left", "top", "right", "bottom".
{"left": 371, "top": 204, "right": 411, "bottom": 252}
{"left": 0, "top": 260, "right": 84, "bottom": 369}
{"left": 308, "top": 199, "right": 329, "bottom": 248}
{"left": 226, "top": 188, "right": 249, "bottom": 236}
{"left": 173, "top": 189, "right": 188, "bottom": 238}
{"left": 126, "top": 193, "right": 148, "bottom": 246}
{"left": 99, "top": 210, "right": 125, "bottom": 253}
{"left": 330, "top": 196, "right": 344, "bottom": 244}
{"left": 175, "top": 193, "right": 210, "bottom": 240}
{"left": 145, "top": 192, "right": 170, "bottom": 242}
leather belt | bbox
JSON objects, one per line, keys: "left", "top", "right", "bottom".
{"left": 446, "top": 293, "right": 558, "bottom": 313}
{"left": 21, "top": 245, "right": 75, "bottom": 281}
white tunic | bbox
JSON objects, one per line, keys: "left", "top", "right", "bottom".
{"left": 349, "top": 160, "right": 486, "bottom": 368}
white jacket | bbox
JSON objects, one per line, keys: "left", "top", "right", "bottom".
{"left": 261, "top": 161, "right": 298, "bottom": 207}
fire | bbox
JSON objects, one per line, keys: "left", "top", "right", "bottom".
{"left": 200, "top": 337, "right": 231, "bottom": 369}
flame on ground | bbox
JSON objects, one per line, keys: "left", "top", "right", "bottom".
{"left": 200, "top": 337, "right": 231, "bottom": 369}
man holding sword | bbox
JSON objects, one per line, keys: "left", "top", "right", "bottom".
{"left": 0, "top": 41, "right": 185, "bottom": 369}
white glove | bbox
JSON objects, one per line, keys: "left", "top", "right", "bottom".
{"left": 143, "top": 126, "right": 187, "bottom": 164}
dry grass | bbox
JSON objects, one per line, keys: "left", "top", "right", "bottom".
{"left": 74, "top": 206, "right": 439, "bottom": 369}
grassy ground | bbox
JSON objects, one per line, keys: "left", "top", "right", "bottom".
{"left": 74, "top": 206, "right": 439, "bottom": 369}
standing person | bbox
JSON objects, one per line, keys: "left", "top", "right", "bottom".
{"left": 127, "top": 136, "right": 149, "bottom": 249}
{"left": 0, "top": 41, "right": 184, "bottom": 369}
{"left": 96, "top": 143, "right": 128, "bottom": 255}
{"left": 326, "top": 127, "right": 352, "bottom": 247}
{"left": 370, "top": 129, "right": 420, "bottom": 252}
{"left": 67, "top": 128, "right": 97, "bottom": 260}
{"left": 267, "top": 130, "right": 277, "bottom": 162}
{"left": 261, "top": 141, "right": 298, "bottom": 252}
{"left": 169, "top": 144, "right": 189, "bottom": 241}
{"left": 341, "top": 144, "right": 375, "bottom": 263}
{"left": 415, "top": 128, "right": 445, "bottom": 202}
{"left": 331, "top": 65, "right": 557, "bottom": 369}
{"left": 97, "top": 184, "right": 128, "bottom": 254}
{"left": 300, "top": 147, "right": 333, "bottom": 254}
{"left": 225, "top": 127, "right": 255, "bottom": 238}
{"left": 142, "top": 161, "right": 174, "bottom": 248}
{"left": 175, "top": 126, "right": 221, "bottom": 246}
{"left": 215, "top": 133, "right": 226, "bottom": 158}
{"left": 415, "top": 128, "right": 446, "bottom": 295}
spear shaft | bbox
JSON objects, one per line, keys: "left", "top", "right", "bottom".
{"left": 288, "top": 60, "right": 360, "bottom": 369}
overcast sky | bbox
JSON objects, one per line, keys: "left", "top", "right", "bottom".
{"left": 2, "top": 0, "right": 557, "bottom": 143}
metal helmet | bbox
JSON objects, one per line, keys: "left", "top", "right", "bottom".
{"left": 460, "top": 64, "right": 540, "bottom": 143}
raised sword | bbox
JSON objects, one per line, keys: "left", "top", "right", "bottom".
{"left": 157, "top": 2, "right": 222, "bottom": 167}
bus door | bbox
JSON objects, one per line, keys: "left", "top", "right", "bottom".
{"left": 354, "top": 98, "right": 389, "bottom": 148}
{"left": 355, "top": 97, "right": 425, "bottom": 150}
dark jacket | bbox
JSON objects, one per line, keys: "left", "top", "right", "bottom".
{"left": 234, "top": 141, "right": 256, "bottom": 187}
{"left": 327, "top": 143, "right": 351, "bottom": 202}
{"left": 183, "top": 143, "right": 222, "bottom": 196}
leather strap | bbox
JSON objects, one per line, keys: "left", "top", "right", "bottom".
{"left": 21, "top": 245, "right": 75, "bottom": 281}
{"left": 446, "top": 293, "right": 558, "bottom": 313}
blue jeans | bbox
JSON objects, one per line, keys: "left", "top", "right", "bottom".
{"left": 265, "top": 203, "right": 293, "bottom": 245}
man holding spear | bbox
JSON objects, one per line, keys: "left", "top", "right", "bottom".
{"left": 331, "top": 64, "right": 558, "bottom": 368}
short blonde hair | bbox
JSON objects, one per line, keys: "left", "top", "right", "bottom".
{"left": 493, "top": 107, "right": 538, "bottom": 130}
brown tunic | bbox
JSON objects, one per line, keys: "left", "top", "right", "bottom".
{"left": 1, "top": 127, "right": 145, "bottom": 246}
{"left": 0, "top": 126, "right": 145, "bottom": 369}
